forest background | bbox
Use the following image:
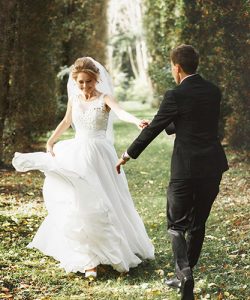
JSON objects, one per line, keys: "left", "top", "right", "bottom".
{"left": 0, "top": 0, "right": 249, "bottom": 165}
{"left": 0, "top": 1, "right": 249, "bottom": 299}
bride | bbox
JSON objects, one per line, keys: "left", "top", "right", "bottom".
{"left": 12, "top": 57, "right": 154, "bottom": 278}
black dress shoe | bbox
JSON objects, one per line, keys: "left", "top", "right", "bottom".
{"left": 165, "top": 277, "right": 181, "bottom": 289}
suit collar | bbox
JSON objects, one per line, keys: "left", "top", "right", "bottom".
{"left": 180, "top": 73, "right": 197, "bottom": 84}
{"left": 179, "top": 74, "right": 201, "bottom": 85}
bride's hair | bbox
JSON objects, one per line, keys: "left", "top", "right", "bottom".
{"left": 72, "top": 57, "right": 100, "bottom": 81}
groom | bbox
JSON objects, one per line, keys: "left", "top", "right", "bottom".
{"left": 116, "top": 44, "right": 228, "bottom": 300}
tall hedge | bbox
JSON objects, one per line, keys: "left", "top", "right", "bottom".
{"left": 0, "top": 0, "right": 108, "bottom": 165}
{"left": 181, "top": 0, "right": 250, "bottom": 146}
{"left": 143, "top": 0, "right": 184, "bottom": 106}
{"left": 143, "top": 0, "right": 250, "bottom": 148}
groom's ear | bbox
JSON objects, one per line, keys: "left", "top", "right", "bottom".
{"left": 171, "top": 62, "right": 181, "bottom": 73}
{"left": 175, "top": 64, "right": 182, "bottom": 74}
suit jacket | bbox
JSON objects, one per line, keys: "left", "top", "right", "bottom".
{"left": 127, "top": 74, "right": 229, "bottom": 179}
{"left": 165, "top": 122, "right": 176, "bottom": 135}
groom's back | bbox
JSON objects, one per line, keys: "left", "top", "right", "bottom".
{"left": 171, "top": 74, "right": 228, "bottom": 178}
{"left": 174, "top": 74, "right": 221, "bottom": 145}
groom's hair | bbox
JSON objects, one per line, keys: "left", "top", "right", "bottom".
{"left": 170, "top": 44, "right": 199, "bottom": 74}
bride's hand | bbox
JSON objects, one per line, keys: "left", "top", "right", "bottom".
{"left": 46, "top": 142, "right": 55, "bottom": 157}
{"left": 138, "top": 119, "right": 150, "bottom": 129}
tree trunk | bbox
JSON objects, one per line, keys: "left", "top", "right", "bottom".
{"left": 0, "top": 1, "right": 16, "bottom": 165}
{"left": 128, "top": 45, "right": 139, "bottom": 79}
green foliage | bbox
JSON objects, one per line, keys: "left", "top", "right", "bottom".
{"left": 55, "top": 0, "right": 108, "bottom": 65}
{"left": 0, "top": 1, "right": 59, "bottom": 164}
{"left": 110, "top": 33, "right": 136, "bottom": 79}
{"left": 0, "top": 0, "right": 108, "bottom": 165}
{"left": 114, "top": 77, "right": 153, "bottom": 104}
{"left": 126, "top": 78, "right": 153, "bottom": 104}
{"left": 143, "top": 0, "right": 184, "bottom": 105}
{"left": 181, "top": 0, "right": 250, "bottom": 147}
{"left": 143, "top": 0, "right": 250, "bottom": 148}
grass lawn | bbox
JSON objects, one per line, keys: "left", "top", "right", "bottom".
{"left": 0, "top": 104, "right": 249, "bottom": 300}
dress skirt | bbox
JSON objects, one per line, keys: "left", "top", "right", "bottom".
{"left": 12, "top": 130, "right": 154, "bottom": 273}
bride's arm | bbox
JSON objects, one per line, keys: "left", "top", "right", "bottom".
{"left": 104, "top": 95, "right": 146, "bottom": 128}
{"left": 46, "top": 101, "right": 72, "bottom": 156}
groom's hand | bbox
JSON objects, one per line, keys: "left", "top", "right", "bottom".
{"left": 116, "top": 158, "right": 127, "bottom": 174}
{"left": 139, "top": 119, "right": 150, "bottom": 129}
{"left": 116, "top": 152, "right": 130, "bottom": 174}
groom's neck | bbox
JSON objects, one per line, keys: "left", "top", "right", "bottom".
{"left": 179, "top": 72, "right": 195, "bottom": 84}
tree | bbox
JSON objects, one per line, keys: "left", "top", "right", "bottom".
{"left": 0, "top": 0, "right": 58, "bottom": 164}
{"left": 108, "top": 0, "right": 153, "bottom": 103}
{"left": 181, "top": 0, "right": 250, "bottom": 146}
{"left": 0, "top": 0, "right": 108, "bottom": 165}
{"left": 0, "top": 1, "right": 16, "bottom": 165}
{"left": 142, "top": 0, "right": 250, "bottom": 148}
{"left": 143, "top": 0, "right": 183, "bottom": 106}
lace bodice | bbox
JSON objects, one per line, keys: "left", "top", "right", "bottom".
{"left": 71, "top": 94, "right": 109, "bottom": 133}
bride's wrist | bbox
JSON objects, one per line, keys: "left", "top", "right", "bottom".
{"left": 135, "top": 118, "right": 141, "bottom": 127}
{"left": 46, "top": 140, "right": 54, "bottom": 146}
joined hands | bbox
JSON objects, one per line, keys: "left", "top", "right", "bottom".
{"left": 138, "top": 119, "right": 150, "bottom": 129}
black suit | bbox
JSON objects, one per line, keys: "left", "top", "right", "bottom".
{"left": 127, "top": 74, "right": 228, "bottom": 275}
{"left": 127, "top": 74, "right": 228, "bottom": 178}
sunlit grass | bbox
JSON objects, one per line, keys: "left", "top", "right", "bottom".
{"left": 0, "top": 104, "right": 249, "bottom": 299}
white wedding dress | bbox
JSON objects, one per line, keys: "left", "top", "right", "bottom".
{"left": 12, "top": 94, "right": 154, "bottom": 273}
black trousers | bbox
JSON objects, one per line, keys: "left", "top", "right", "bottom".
{"left": 167, "top": 175, "right": 222, "bottom": 272}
